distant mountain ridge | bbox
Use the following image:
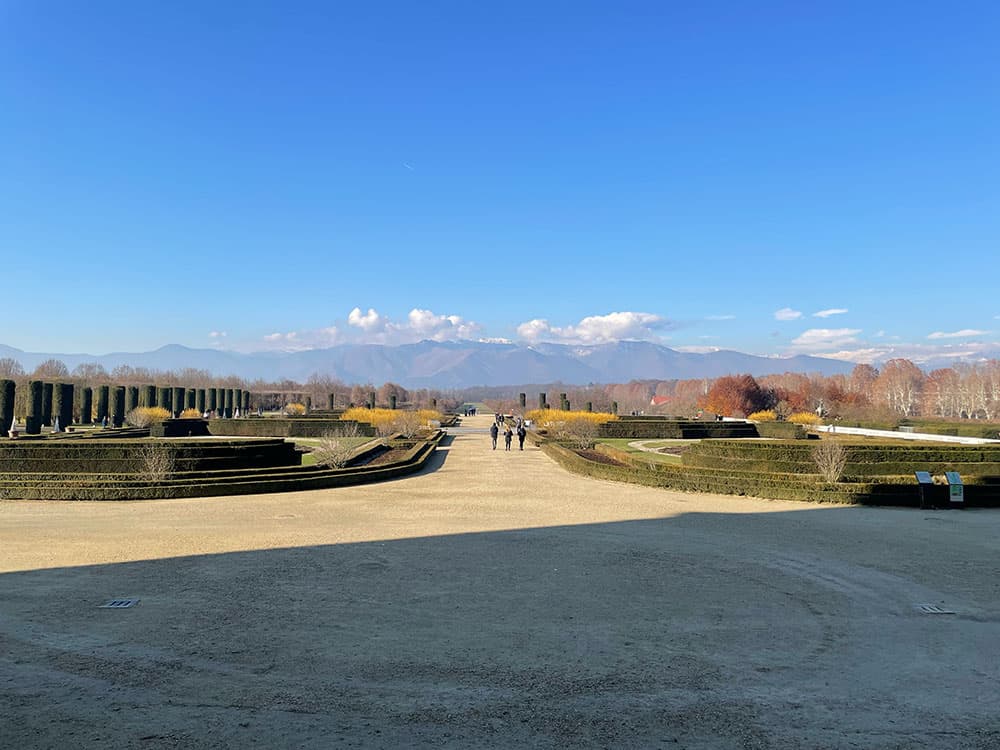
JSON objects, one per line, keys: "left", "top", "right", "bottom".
{"left": 0, "top": 340, "right": 858, "bottom": 387}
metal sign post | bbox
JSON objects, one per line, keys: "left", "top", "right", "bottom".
{"left": 945, "top": 471, "right": 964, "bottom": 508}
{"left": 914, "top": 471, "right": 934, "bottom": 509}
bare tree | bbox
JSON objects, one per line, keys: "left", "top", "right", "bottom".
{"left": 0, "top": 358, "right": 25, "bottom": 378}
{"left": 311, "top": 426, "right": 361, "bottom": 468}
{"left": 135, "top": 443, "right": 175, "bottom": 482}
{"left": 554, "top": 415, "right": 601, "bottom": 450}
{"left": 813, "top": 440, "right": 848, "bottom": 483}
{"left": 32, "top": 358, "right": 69, "bottom": 378}
{"left": 392, "top": 411, "right": 424, "bottom": 438}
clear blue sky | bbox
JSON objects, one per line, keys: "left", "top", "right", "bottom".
{"left": 2, "top": 1, "right": 998, "bottom": 364}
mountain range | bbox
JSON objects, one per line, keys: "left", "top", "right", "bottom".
{"left": 0, "top": 340, "right": 860, "bottom": 388}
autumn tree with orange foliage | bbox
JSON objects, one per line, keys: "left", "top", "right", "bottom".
{"left": 699, "top": 374, "right": 773, "bottom": 418}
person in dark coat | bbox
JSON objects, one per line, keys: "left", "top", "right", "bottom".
{"left": 503, "top": 425, "right": 513, "bottom": 451}
{"left": 490, "top": 422, "right": 499, "bottom": 450}
{"left": 517, "top": 423, "right": 526, "bottom": 450}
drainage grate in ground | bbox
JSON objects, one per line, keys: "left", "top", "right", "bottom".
{"left": 99, "top": 599, "right": 140, "bottom": 609}
{"left": 917, "top": 604, "right": 956, "bottom": 614}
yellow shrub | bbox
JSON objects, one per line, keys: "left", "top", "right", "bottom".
{"left": 179, "top": 408, "right": 203, "bottom": 419}
{"left": 284, "top": 403, "right": 307, "bottom": 416}
{"left": 747, "top": 410, "right": 777, "bottom": 422}
{"left": 126, "top": 407, "right": 171, "bottom": 427}
{"left": 788, "top": 411, "right": 822, "bottom": 425}
{"left": 524, "top": 409, "right": 617, "bottom": 430}
{"left": 341, "top": 407, "right": 443, "bottom": 436}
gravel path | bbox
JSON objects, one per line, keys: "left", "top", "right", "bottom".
{"left": 2, "top": 414, "right": 999, "bottom": 748}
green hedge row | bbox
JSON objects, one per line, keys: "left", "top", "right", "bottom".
{"left": 0, "top": 433, "right": 440, "bottom": 500}
{"left": 0, "top": 438, "right": 300, "bottom": 474}
{"left": 685, "top": 440, "right": 1000, "bottom": 464}
{"left": 208, "top": 418, "right": 375, "bottom": 438}
{"left": 598, "top": 420, "right": 758, "bottom": 439}
{"left": 754, "top": 422, "right": 809, "bottom": 439}
{"left": 538, "top": 439, "right": 1000, "bottom": 506}
{"left": 847, "top": 419, "right": 1000, "bottom": 439}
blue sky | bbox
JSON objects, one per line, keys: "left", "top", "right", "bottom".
{"left": 2, "top": 1, "right": 998, "bottom": 364}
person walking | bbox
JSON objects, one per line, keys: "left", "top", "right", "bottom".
{"left": 517, "top": 423, "right": 526, "bottom": 450}
{"left": 490, "top": 421, "right": 499, "bottom": 450}
{"left": 503, "top": 424, "right": 513, "bottom": 451}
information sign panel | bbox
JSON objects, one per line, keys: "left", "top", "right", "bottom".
{"left": 945, "top": 472, "right": 963, "bottom": 506}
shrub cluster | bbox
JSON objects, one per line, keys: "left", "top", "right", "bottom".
{"left": 524, "top": 409, "right": 616, "bottom": 428}
{"left": 788, "top": 412, "right": 822, "bottom": 425}
{"left": 746, "top": 410, "right": 777, "bottom": 422}
{"left": 341, "top": 407, "right": 442, "bottom": 437}
{"left": 126, "top": 407, "right": 171, "bottom": 427}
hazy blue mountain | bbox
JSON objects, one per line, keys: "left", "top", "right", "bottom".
{"left": 0, "top": 340, "right": 857, "bottom": 387}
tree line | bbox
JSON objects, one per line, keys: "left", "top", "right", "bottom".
{"left": 4, "top": 355, "right": 997, "bottom": 423}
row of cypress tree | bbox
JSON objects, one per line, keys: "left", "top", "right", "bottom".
{"left": 0, "top": 379, "right": 254, "bottom": 435}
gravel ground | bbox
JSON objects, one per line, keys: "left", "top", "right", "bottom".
{"left": 2, "top": 414, "right": 999, "bottom": 749}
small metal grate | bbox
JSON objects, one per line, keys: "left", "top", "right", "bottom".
{"left": 917, "top": 604, "right": 955, "bottom": 615}
{"left": 99, "top": 599, "right": 140, "bottom": 609}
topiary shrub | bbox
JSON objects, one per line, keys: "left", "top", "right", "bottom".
{"left": 0, "top": 379, "right": 15, "bottom": 433}
{"left": 53, "top": 382, "right": 73, "bottom": 431}
{"left": 112, "top": 386, "right": 126, "bottom": 427}
{"left": 80, "top": 386, "right": 93, "bottom": 424}
{"left": 42, "top": 382, "right": 54, "bottom": 426}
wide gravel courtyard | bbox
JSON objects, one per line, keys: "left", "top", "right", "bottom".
{"left": 2, "top": 414, "right": 999, "bottom": 748}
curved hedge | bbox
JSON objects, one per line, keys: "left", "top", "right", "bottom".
{"left": 0, "top": 433, "right": 441, "bottom": 501}
{"left": 537, "top": 436, "right": 1000, "bottom": 506}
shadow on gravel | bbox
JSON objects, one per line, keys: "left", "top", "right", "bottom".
{"left": 3, "top": 506, "right": 999, "bottom": 749}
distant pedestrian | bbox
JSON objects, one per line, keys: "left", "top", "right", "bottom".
{"left": 517, "top": 424, "right": 526, "bottom": 450}
{"left": 490, "top": 422, "right": 499, "bottom": 450}
{"left": 504, "top": 425, "right": 513, "bottom": 451}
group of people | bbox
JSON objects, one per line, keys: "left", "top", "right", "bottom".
{"left": 489, "top": 413, "right": 527, "bottom": 451}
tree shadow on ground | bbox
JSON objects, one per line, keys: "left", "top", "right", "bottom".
{"left": 2, "top": 505, "right": 999, "bottom": 749}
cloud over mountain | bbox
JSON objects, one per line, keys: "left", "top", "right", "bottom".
{"left": 516, "top": 312, "right": 667, "bottom": 345}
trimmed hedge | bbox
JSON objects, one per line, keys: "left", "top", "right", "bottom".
{"left": 0, "top": 379, "right": 14, "bottom": 432}
{"left": 537, "top": 436, "right": 1000, "bottom": 506}
{"left": 0, "top": 437, "right": 301, "bottom": 474}
{"left": 755, "top": 422, "right": 808, "bottom": 439}
{"left": 26, "top": 380, "right": 43, "bottom": 434}
{"left": 53, "top": 382, "right": 73, "bottom": 430}
{"left": 42, "top": 382, "right": 53, "bottom": 426}
{"left": 849, "top": 418, "right": 1000, "bottom": 439}
{"left": 81, "top": 386, "right": 93, "bottom": 424}
{"left": 598, "top": 419, "right": 758, "bottom": 439}
{"left": 150, "top": 418, "right": 212, "bottom": 437}
{"left": 208, "top": 418, "right": 375, "bottom": 438}
{"left": 0, "top": 433, "right": 441, "bottom": 500}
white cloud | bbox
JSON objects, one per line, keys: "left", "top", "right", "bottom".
{"left": 774, "top": 307, "right": 802, "bottom": 321}
{"left": 479, "top": 337, "right": 512, "bottom": 344}
{"left": 817, "top": 341, "right": 998, "bottom": 365}
{"left": 706, "top": 314, "right": 736, "bottom": 321}
{"left": 347, "top": 307, "right": 385, "bottom": 333}
{"left": 927, "top": 329, "right": 989, "bottom": 340}
{"left": 812, "top": 308, "right": 848, "bottom": 318}
{"left": 516, "top": 311, "right": 668, "bottom": 345}
{"left": 789, "top": 328, "right": 863, "bottom": 351}
{"left": 404, "top": 308, "right": 481, "bottom": 341}
{"left": 675, "top": 345, "right": 721, "bottom": 354}
{"left": 209, "top": 331, "right": 227, "bottom": 338}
